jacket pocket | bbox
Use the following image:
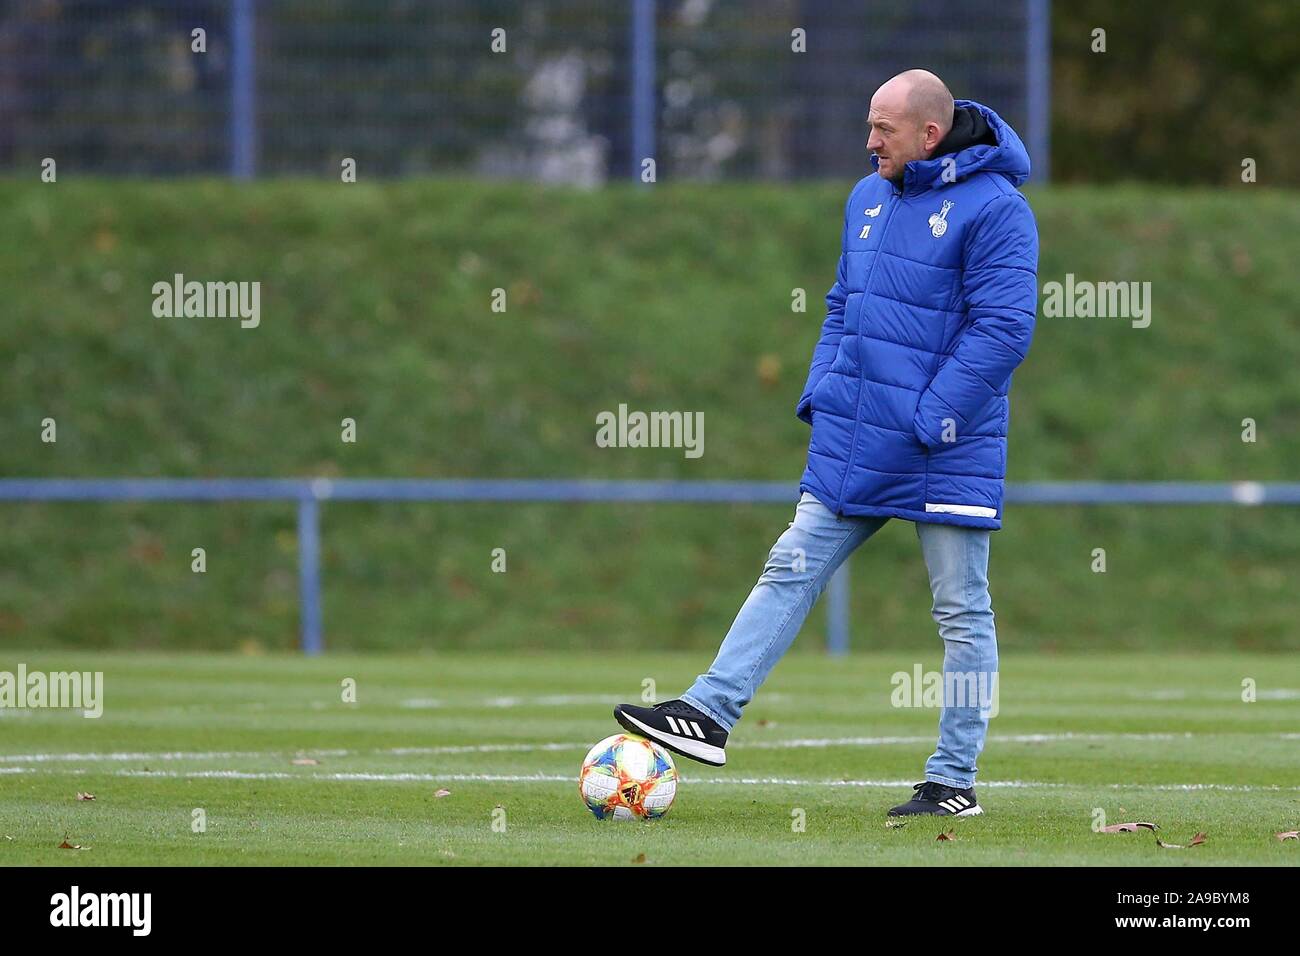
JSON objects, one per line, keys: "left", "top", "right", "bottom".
{"left": 843, "top": 292, "right": 863, "bottom": 336}
{"left": 809, "top": 370, "right": 833, "bottom": 412}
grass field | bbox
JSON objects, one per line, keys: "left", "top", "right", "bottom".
{"left": 2, "top": 650, "right": 1298, "bottom": 866}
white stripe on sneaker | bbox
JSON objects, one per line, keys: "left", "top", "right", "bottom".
{"left": 665, "top": 715, "right": 680, "bottom": 734}
{"left": 690, "top": 721, "right": 704, "bottom": 739}
{"left": 618, "top": 711, "right": 726, "bottom": 766}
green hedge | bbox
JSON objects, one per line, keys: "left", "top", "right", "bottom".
{"left": 0, "top": 179, "right": 1296, "bottom": 651}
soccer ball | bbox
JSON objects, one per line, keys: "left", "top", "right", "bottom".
{"left": 579, "top": 733, "right": 677, "bottom": 821}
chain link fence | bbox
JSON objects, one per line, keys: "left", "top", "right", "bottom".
{"left": 0, "top": 0, "right": 1046, "bottom": 182}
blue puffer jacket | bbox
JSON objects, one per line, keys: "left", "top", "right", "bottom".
{"left": 796, "top": 100, "right": 1038, "bottom": 530}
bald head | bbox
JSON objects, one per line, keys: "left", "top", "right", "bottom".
{"left": 893, "top": 69, "right": 954, "bottom": 129}
{"left": 866, "top": 69, "right": 955, "bottom": 184}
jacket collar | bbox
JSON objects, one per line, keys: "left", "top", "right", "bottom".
{"left": 871, "top": 99, "right": 1031, "bottom": 195}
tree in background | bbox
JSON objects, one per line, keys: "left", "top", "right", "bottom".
{"left": 1052, "top": 0, "right": 1299, "bottom": 185}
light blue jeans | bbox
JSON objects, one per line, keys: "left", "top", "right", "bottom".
{"left": 682, "top": 491, "right": 997, "bottom": 789}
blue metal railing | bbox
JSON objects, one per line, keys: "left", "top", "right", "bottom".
{"left": 3, "top": 479, "right": 1296, "bottom": 656}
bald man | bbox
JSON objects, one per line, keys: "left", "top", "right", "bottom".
{"left": 617, "top": 70, "right": 1038, "bottom": 818}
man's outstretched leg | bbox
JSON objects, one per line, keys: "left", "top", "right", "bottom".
{"left": 888, "top": 521, "right": 998, "bottom": 817}
{"left": 615, "top": 491, "right": 887, "bottom": 765}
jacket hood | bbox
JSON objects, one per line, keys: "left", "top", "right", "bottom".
{"left": 872, "top": 99, "right": 1031, "bottom": 192}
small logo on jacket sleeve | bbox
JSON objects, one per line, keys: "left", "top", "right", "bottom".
{"left": 864, "top": 203, "right": 882, "bottom": 217}
{"left": 928, "top": 200, "right": 954, "bottom": 238}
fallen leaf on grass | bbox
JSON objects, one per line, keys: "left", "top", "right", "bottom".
{"left": 76, "top": 792, "right": 96, "bottom": 801}
{"left": 632, "top": 852, "right": 647, "bottom": 864}
{"left": 1275, "top": 830, "right": 1299, "bottom": 841}
{"left": 1156, "top": 831, "right": 1207, "bottom": 849}
{"left": 936, "top": 830, "right": 956, "bottom": 841}
{"left": 58, "top": 837, "right": 85, "bottom": 850}
{"left": 434, "top": 789, "right": 451, "bottom": 798}
{"left": 291, "top": 758, "right": 319, "bottom": 766}
{"left": 1100, "top": 822, "right": 1158, "bottom": 833}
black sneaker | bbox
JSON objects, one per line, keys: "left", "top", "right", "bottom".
{"left": 887, "top": 781, "right": 983, "bottom": 817}
{"left": 613, "top": 699, "right": 729, "bottom": 767}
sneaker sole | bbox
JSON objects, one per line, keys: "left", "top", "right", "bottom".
{"left": 614, "top": 708, "right": 727, "bottom": 767}
{"left": 887, "top": 804, "right": 984, "bottom": 818}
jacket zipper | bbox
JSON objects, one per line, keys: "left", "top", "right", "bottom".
{"left": 835, "top": 191, "right": 902, "bottom": 515}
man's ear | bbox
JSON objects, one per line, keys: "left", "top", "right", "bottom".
{"left": 924, "top": 121, "right": 945, "bottom": 152}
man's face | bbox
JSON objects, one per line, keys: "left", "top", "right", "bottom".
{"left": 866, "top": 89, "right": 931, "bottom": 184}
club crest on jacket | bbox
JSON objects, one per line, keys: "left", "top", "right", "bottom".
{"left": 928, "top": 200, "right": 954, "bottom": 237}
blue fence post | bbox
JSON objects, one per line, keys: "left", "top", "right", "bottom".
{"left": 1026, "top": 0, "right": 1050, "bottom": 182}
{"left": 230, "top": 0, "right": 257, "bottom": 178}
{"left": 826, "top": 561, "right": 849, "bottom": 656}
{"left": 630, "top": 0, "right": 655, "bottom": 182}
{"left": 297, "top": 494, "right": 324, "bottom": 655}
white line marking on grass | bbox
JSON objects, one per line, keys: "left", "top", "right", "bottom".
{"left": 0, "top": 730, "right": 1283, "bottom": 765}
{"left": 0, "top": 744, "right": 581, "bottom": 763}
{"left": 384, "top": 743, "right": 581, "bottom": 755}
{"left": 0, "top": 749, "right": 351, "bottom": 763}
{"left": 1123, "top": 688, "right": 1300, "bottom": 701}
{"left": 105, "top": 770, "right": 575, "bottom": 783}
{"left": 401, "top": 694, "right": 623, "bottom": 709}
{"left": 0, "top": 750, "right": 262, "bottom": 763}
{"left": 399, "top": 693, "right": 791, "bottom": 710}
{"left": 482, "top": 695, "right": 620, "bottom": 709}
{"left": 741, "top": 732, "right": 1188, "bottom": 749}
{"left": 13, "top": 766, "right": 1300, "bottom": 794}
